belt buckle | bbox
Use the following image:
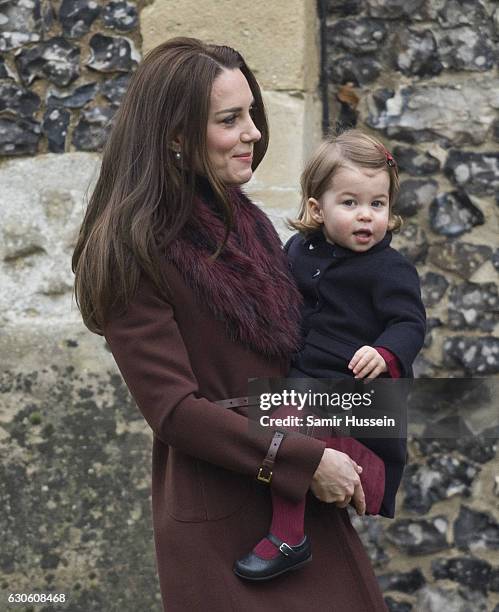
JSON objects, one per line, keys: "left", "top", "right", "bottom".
{"left": 257, "top": 467, "right": 272, "bottom": 484}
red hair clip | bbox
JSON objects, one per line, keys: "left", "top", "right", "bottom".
{"left": 384, "top": 149, "right": 396, "bottom": 167}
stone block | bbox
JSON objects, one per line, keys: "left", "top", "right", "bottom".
{"left": 378, "top": 568, "right": 426, "bottom": 594}
{"left": 454, "top": 505, "right": 499, "bottom": 552}
{"left": 403, "top": 456, "right": 479, "bottom": 514}
{"left": 86, "top": 33, "right": 140, "bottom": 73}
{"left": 434, "top": 0, "right": 489, "bottom": 29}
{"left": 384, "top": 597, "right": 413, "bottom": 612}
{"left": 444, "top": 151, "right": 499, "bottom": 197}
{"left": 15, "top": 37, "right": 80, "bottom": 87}
{"left": 365, "top": 0, "right": 425, "bottom": 19}
{"left": 0, "top": 153, "right": 100, "bottom": 325}
{"left": 140, "top": 0, "right": 319, "bottom": 91}
{"left": 432, "top": 556, "right": 492, "bottom": 593}
{"left": 435, "top": 26, "right": 495, "bottom": 72}
{"left": 250, "top": 90, "right": 322, "bottom": 194}
{"left": 396, "top": 179, "right": 438, "bottom": 217}
{"left": 429, "top": 190, "right": 484, "bottom": 237}
{"left": 395, "top": 29, "right": 442, "bottom": 77}
{"left": 420, "top": 272, "right": 449, "bottom": 307}
{"left": 428, "top": 241, "right": 492, "bottom": 280}
{"left": 0, "top": 117, "right": 40, "bottom": 156}
{"left": 0, "top": 321, "right": 161, "bottom": 610}
{"left": 365, "top": 77, "right": 499, "bottom": 146}
{"left": 414, "top": 435, "right": 497, "bottom": 465}
{"left": 416, "top": 585, "right": 488, "bottom": 612}
{"left": 72, "top": 106, "right": 116, "bottom": 151}
{"left": 448, "top": 281, "right": 498, "bottom": 332}
{"left": 443, "top": 336, "right": 499, "bottom": 375}
{"left": 327, "top": 17, "right": 387, "bottom": 53}
{"left": 391, "top": 222, "right": 428, "bottom": 264}
{"left": 102, "top": 1, "right": 138, "bottom": 32}
{"left": 59, "top": 0, "right": 100, "bottom": 39}
{"left": 242, "top": 186, "right": 301, "bottom": 241}
{"left": 394, "top": 146, "right": 441, "bottom": 176}
{"left": 386, "top": 516, "right": 449, "bottom": 555}
{"left": 0, "top": 0, "right": 42, "bottom": 51}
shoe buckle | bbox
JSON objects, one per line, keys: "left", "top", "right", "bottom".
{"left": 279, "top": 542, "right": 293, "bottom": 557}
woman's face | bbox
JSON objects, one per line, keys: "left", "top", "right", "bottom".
{"left": 205, "top": 68, "right": 262, "bottom": 185}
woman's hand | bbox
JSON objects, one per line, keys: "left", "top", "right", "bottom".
{"left": 311, "top": 448, "right": 366, "bottom": 515}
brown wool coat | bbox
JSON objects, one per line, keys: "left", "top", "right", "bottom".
{"left": 103, "top": 191, "right": 388, "bottom": 612}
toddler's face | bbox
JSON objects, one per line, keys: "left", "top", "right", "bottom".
{"left": 308, "top": 164, "right": 390, "bottom": 252}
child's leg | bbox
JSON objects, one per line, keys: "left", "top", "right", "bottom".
{"left": 250, "top": 435, "right": 384, "bottom": 561}
{"left": 236, "top": 393, "right": 385, "bottom": 572}
{"left": 251, "top": 401, "right": 307, "bottom": 560}
{"left": 252, "top": 491, "right": 306, "bottom": 559}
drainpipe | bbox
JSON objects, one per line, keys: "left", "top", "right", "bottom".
{"left": 317, "top": 0, "right": 330, "bottom": 135}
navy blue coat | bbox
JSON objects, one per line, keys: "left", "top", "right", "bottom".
{"left": 285, "top": 230, "right": 426, "bottom": 517}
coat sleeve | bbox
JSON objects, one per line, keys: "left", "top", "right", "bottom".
{"left": 371, "top": 257, "right": 426, "bottom": 377}
{"left": 103, "top": 272, "right": 326, "bottom": 503}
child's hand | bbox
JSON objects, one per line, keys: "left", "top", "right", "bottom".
{"left": 348, "top": 346, "right": 387, "bottom": 379}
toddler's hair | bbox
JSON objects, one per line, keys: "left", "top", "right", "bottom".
{"left": 290, "top": 129, "right": 402, "bottom": 235}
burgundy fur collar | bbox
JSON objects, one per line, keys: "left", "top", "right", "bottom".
{"left": 166, "top": 188, "right": 303, "bottom": 358}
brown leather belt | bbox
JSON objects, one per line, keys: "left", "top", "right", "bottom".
{"left": 214, "top": 395, "right": 284, "bottom": 484}
{"left": 215, "top": 396, "right": 285, "bottom": 485}
{"left": 257, "top": 430, "right": 285, "bottom": 484}
{"left": 215, "top": 395, "right": 260, "bottom": 409}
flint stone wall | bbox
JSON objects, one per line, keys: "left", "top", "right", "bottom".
{"left": 322, "top": 1, "right": 499, "bottom": 610}
{"left": 0, "top": 1, "right": 498, "bottom": 611}
{"left": 324, "top": 0, "right": 499, "bottom": 380}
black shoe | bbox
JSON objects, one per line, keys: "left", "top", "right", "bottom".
{"left": 233, "top": 533, "right": 312, "bottom": 581}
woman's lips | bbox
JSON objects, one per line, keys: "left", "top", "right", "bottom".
{"left": 233, "top": 153, "right": 252, "bottom": 163}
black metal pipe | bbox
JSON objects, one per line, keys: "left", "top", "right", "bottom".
{"left": 316, "top": 0, "right": 330, "bottom": 135}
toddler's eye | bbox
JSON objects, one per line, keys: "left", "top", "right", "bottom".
{"left": 371, "top": 200, "right": 385, "bottom": 208}
{"left": 342, "top": 199, "right": 355, "bottom": 207}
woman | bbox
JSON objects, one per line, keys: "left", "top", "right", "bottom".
{"left": 72, "top": 37, "right": 388, "bottom": 611}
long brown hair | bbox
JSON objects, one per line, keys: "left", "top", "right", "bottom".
{"left": 72, "top": 37, "right": 269, "bottom": 335}
{"left": 290, "top": 129, "right": 401, "bottom": 235}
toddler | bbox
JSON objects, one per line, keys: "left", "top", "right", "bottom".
{"left": 234, "top": 129, "right": 426, "bottom": 581}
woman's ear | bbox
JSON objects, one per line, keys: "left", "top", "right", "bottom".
{"left": 169, "top": 138, "right": 182, "bottom": 153}
{"left": 308, "top": 198, "right": 323, "bottom": 223}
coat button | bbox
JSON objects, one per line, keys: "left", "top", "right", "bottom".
{"left": 313, "top": 268, "right": 320, "bottom": 278}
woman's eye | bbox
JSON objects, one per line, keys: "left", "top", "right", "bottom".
{"left": 222, "top": 114, "right": 237, "bottom": 125}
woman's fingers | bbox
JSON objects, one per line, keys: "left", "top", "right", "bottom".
{"left": 311, "top": 448, "right": 363, "bottom": 503}
{"left": 352, "top": 461, "right": 363, "bottom": 473}
{"left": 335, "top": 495, "right": 352, "bottom": 508}
{"left": 352, "top": 483, "right": 366, "bottom": 515}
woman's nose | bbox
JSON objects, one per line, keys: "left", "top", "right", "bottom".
{"left": 241, "top": 118, "right": 261, "bottom": 143}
